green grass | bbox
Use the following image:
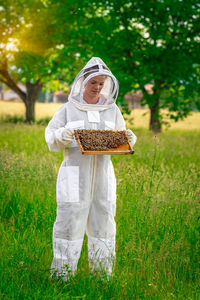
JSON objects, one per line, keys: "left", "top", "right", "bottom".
{"left": 0, "top": 123, "right": 200, "bottom": 299}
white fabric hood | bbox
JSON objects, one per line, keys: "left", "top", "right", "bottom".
{"left": 68, "top": 57, "right": 119, "bottom": 111}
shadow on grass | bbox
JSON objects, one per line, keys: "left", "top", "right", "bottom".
{"left": 0, "top": 115, "right": 51, "bottom": 125}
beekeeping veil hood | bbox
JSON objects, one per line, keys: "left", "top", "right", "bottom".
{"left": 68, "top": 57, "right": 119, "bottom": 111}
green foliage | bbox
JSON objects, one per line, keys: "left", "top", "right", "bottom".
{"left": 68, "top": 0, "right": 200, "bottom": 128}
{"left": 0, "top": 0, "right": 82, "bottom": 89}
{"left": 0, "top": 1, "right": 48, "bottom": 81}
{"left": 0, "top": 123, "right": 200, "bottom": 299}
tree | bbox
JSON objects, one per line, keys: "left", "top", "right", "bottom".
{"left": 0, "top": 0, "right": 82, "bottom": 122}
{"left": 70, "top": 0, "right": 200, "bottom": 132}
{"left": 0, "top": 1, "right": 45, "bottom": 121}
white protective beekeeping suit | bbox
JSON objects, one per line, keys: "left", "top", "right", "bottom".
{"left": 45, "top": 57, "right": 137, "bottom": 279}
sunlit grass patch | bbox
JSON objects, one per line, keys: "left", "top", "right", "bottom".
{"left": 0, "top": 101, "right": 200, "bottom": 130}
{"left": 0, "top": 101, "right": 62, "bottom": 120}
{"left": 124, "top": 109, "right": 200, "bottom": 131}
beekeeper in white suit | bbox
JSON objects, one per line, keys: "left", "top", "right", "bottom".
{"left": 45, "top": 57, "right": 137, "bottom": 280}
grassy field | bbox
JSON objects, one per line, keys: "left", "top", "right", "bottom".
{"left": 0, "top": 102, "right": 200, "bottom": 299}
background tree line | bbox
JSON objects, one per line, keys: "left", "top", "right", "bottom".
{"left": 0, "top": 0, "right": 199, "bottom": 132}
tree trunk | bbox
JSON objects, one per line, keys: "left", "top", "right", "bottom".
{"left": 0, "top": 68, "right": 43, "bottom": 122}
{"left": 0, "top": 85, "right": 3, "bottom": 100}
{"left": 149, "top": 96, "right": 162, "bottom": 133}
{"left": 25, "top": 81, "right": 43, "bottom": 122}
{"left": 25, "top": 100, "right": 35, "bottom": 123}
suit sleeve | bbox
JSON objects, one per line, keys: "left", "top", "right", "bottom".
{"left": 115, "top": 105, "right": 126, "bottom": 130}
{"left": 115, "top": 104, "right": 137, "bottom": 146}
{"left": 45, "top": 104, "right": 74, "bottom": 152}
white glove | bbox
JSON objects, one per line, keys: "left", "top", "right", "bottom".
{"left": 127, "top": 129, "right": 137, "bottom": 147}
{"left": 61, "top": 128, "right": 74, "bottom": 143}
